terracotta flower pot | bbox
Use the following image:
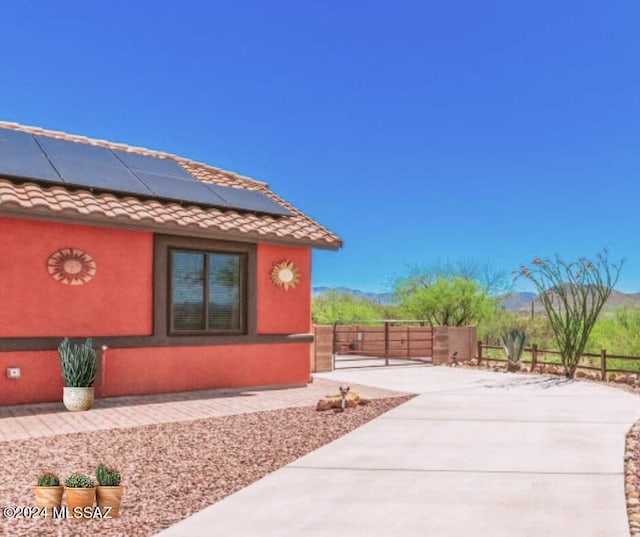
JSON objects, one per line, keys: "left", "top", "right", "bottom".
{"left": 96, "top": 485, "right": 124, "bottom": 518}
{"left": 63, "top": 387, "right": 94, "bottom": 411}
{"left": 64, "top": 487, "right": 96, "bottom": 521}
{"left": 33, "top": 485, "right": 63, "bottom": 518}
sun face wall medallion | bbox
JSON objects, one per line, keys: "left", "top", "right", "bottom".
{"left": 47, "top": 248, "right": 96, "bottom": 285}
{"left": 270, "top": 260, "right": 300, "bottom": 291}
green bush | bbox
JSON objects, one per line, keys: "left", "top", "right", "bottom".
{"left": 312, "top": 291, "right": 382, "bottom": 324}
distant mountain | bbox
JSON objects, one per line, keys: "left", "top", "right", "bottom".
{"left": 498, "top": 290, "right": 640, "bottom": 313}
{"left": 499, "top": 292, "right": 537, "bottom": 310}
{"left": 313, "top": 287, "right": 640, "bottom": 313}
{"left": 312, "top": 286, "right": 394, "bottom": 305}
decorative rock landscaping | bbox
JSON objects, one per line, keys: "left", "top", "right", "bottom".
{"left": 1, "top": 395, "right": 412, "bottom": 537}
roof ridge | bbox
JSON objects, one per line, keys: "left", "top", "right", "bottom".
{"left": 0, "top": 120, "right": 267, "bottom": 187}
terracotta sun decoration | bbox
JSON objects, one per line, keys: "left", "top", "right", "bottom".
{"left": 47, "top": 248, "right": 96, "bottom": 285}
{"left": 270, "top": 260, "right": 300, "bottom": 290}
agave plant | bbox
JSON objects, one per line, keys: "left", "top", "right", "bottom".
{"left": 37, "top": 473, "right": 60, "bottom": 487}
{"left": 58, "top": 337, "right": 97, "bottom": 387}
{"left": 96, "top": 464, "right": 121, "bottom": 487}
{"left": 64, "top": 474, "right": 95, "bottom": 488}
{"left": 501, "top": 328, "right": 527, "bottom": 372}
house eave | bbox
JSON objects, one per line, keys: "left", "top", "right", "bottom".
{"left": 0, "top": 205, "right": 343, "bottom": 250}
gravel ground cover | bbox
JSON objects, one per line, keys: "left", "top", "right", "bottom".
{"left": 0, "top": 395, "right": 412, "bottom": 537}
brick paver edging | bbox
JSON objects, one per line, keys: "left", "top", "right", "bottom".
{"left": 0, "top": 377, "right": 410, "bottom": 442}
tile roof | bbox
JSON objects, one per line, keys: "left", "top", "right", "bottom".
{"left": 0, "top": 121, "right": 341, "bottom": 249}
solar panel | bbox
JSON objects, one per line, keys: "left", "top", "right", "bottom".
{"left": 207, "top": 184, "right": 292, "bottom": 216}
{"left": 113, "top": 150, "right": 193, "bottom": 181}
{"left": 116, "top": 148, "right": 292, "bottom": 215}
{"left": 132, "top": 171, "right": 231, "bottom": 207}
{"left": 0, "top": 128, "right": 62, "bottom": 184}
{"left": 36, "top": 135, "right": 154, "bottom": 196}
{"left": 0, "top": 127, "right": 293, "bottom": 217}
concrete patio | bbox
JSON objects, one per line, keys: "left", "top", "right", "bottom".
{"left": 157, "top": 366, "right": 640, "bottom": 537}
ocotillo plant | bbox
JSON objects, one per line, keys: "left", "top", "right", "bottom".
{"left": 516, "top": 250, "right": 622, "bottom": 378}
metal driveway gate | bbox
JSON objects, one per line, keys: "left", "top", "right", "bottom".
{"left": 333, "top": 320, "right": 434, "bottom": 369}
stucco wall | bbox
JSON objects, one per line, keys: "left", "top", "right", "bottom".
{"left": 100, "top": 344, "right": 310, "bottom": 397}
{"left": 0, "top": 343, "right": 310, "bottom": 405}
{"left": 0, "top": 216, "right": 313, "bottom": 405}
{"left": 0, "top": 216, "right": 153, "bottom": 337}
{"left": 256, "top": 243, "right": 311, "bottom": 334}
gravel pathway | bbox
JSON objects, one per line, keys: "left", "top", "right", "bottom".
{"left": 0, "top": 396, "right": 412, "bottom": 537}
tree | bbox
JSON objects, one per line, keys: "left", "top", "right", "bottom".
{"left": 587, "top": 307, "right": 640, "bottom": 356}
{"left": 517, "top": 250, "right": 623, "bottom": 378}
{"left": 312, "top": 291, "right": 381, "bottom": 324}
{"left": 401, "top": 259, "right": 513, "bottom": 296}
{"left": 394, "top": 275, "right": 494, "bottom": 326}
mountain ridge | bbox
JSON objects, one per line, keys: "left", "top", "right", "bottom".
{"left": 313, "top": 286, "right": 640, "bottom": 311}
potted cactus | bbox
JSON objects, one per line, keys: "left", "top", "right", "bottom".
{"left": 58, "top": 337, "right": 97, "bottom": 411}
{"left": 64, "top": 474, "right": 96, "bottom": 521}
{"left": 95, "top": 464, "right": 124, "bottom": 518}
{"left": 34, "top": 473, "right": 63, "bottom": 517}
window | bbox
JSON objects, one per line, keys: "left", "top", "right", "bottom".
{"left": 170, "top": 248, "right": 246, "bottom": 334}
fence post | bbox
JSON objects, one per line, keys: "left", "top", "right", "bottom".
{"left": 384, "top": 321, "right": 390, "bottom": 366}
{"left": 332, "top": 323, "right": 337, "bottom": 371}
{"left": 600, "top": 349, "right": 607, "bottom": 381}
{"left": 406, "top": 325, "right": 410, "bottom": 358}
{"left": 477, "top": 341, "right": 483, "bottom": 365}
{"left": 531, "top": 344, "right": 538, "bottom": 373}
{"left": 351, "top": 325, "right": 360, "bottom": 354}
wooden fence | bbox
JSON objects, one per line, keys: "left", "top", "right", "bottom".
{"left": 477, "top": 342, "right": 640, "bottom": 379}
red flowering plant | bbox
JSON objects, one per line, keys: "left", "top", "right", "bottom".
{"left": 515, "top": 250, "right": 623, "bottom": 378}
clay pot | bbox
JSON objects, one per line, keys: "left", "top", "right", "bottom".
{"left": 96, "top": 486, "right": 124, "bottom": 518}
{"left": 63, "top": 387, "right": 94, "bottom": 411}
{"left": 65, "top": 487, "right": 96, "bottom": 521}
{"left": 33, "top": 486, "right": 63, "bottom": 518}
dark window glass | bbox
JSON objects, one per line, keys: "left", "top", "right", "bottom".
{"left": 171, "top": 252, "right": 205, "bottom": 331}
{"left": 208, "top": 254, "right": 241, "bottom": 330}
{"left": 170, "top": 249, "right": 244, "bottom": 333}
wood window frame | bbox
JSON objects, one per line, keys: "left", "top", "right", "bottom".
{"left": 154, "top": 234, "right": 257, "bottom": 341}
{"left": 168, "top": 248, "right": 247, "bottom": 336}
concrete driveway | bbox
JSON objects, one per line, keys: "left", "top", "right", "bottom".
{"left": 156, "top": 366, "right": 640, "bottom": 537}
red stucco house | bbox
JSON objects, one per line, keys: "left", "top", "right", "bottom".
{"left": 0, "top": 121, "right": 341, "bottom": 405}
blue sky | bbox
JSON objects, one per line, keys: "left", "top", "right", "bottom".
{"left": 2, "top": 1, "right": 639, "bottom": 293}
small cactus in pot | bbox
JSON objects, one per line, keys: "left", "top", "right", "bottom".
{"left": 34, "top": 473, "right": 63, "bottom": 518}
{"left": 64, "top": 474, "right": 96, "bottom": 521}
{"left": 95, "top": 464, "right": 124, "bottom": 518}
{"left": 38, "top": 473, "right": 61, "bottom": 487}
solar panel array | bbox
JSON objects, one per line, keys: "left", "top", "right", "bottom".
{"left": 0, "top": 127, "right": 292, "bottom": 216}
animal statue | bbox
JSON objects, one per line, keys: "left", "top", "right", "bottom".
{"left": 315, "top": 386, "right": 371, "bottom": 411}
